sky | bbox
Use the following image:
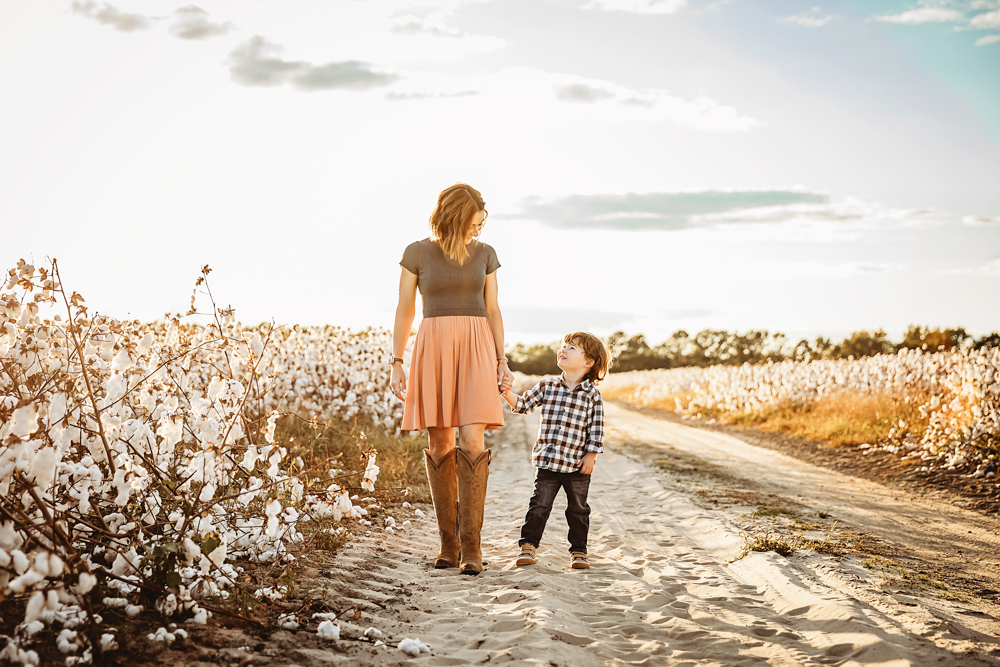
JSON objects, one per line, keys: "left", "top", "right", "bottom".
{"left": 2, "top": 0, "right": 999, "bottom": 346}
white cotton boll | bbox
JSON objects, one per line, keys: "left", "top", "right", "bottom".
{"left": 174, "top": 628, "right": 188, "bottom": 640}
{"left": 277, "top": 613, "right": 298, "bottom": 630}
{"left": 317, "top": 620, "right": 340, "bottom": 641}
{"left": 155, "top": 594, "right": 178, "bottom": 617}
{"left": 10, "top": 404, "right": 39, "bottom": 439}
{"left": 45, "top": 589, "right": 59, "bottom": 611}
{"left": 398, "top": 638, "right": 432, "bottom": 656}
{"left": 111, "top": 553, "right": 131, "bottom": 577}
{"left": 24, "top": 620, "right": 44, "bottom": 637}
{"left": 265, "top": 498, "right": 282, "bottom": 518}
{"left": 401, "top": 502, "right": 411, "bottom": 508}
{"left": 414, "top": 509, "right": 426, "bottom": 519}
{"left": 266, "top": 516, "right": 280, "bottom": 538}
{"left": 136, "top": 332, "right": 154, "bottom": 354}
{"left": 183, "top": 537, "right": 201, "bottom": 565}
{"left": 8, "top": 569, "right": 44, "bottom": 593}
{"left": 242, "top": 332, "right": 264, "bottom": 358}
{"left": 49, "top": 554, "right": 63, "bottom": 577}
{"left": 364, "top": 627, "right": 383, "bottom": 640}
{"left": 56, "top": 628, "right": 80, "bottom": 654}
{"left": 156, "top": 417, "right": 183, "bottom": 449}
{"left": 110, "top": 349, "right": 131, "bottom": 371}
{"left": 24, "top": 591, "right": 45, "bottom": 625}
{"left": 206, "top": 539, "right": 227, "bottom": 569}
{"left": 29, "top": 447, "right": 57, "bottom": 490}
{"left": 241, "top": 445, "right": 260, "bottom": 471}
{"left": 189, "top": 606, "right": 208, "bottom": 624}
{"left": 33, "top": 552, "right": 51, "bottom": 577}
{"left": 48, "top": 393, "right": 68, "bottom": 425}
{"left": 206, "top": 376, "right": 226, "bottom": 402}
{"left": 199, "top": 484, "right": 215, "bottom": 503}
{"left": 265, "top": 411, "right": 278, "bottom": 444}
{"left": 125, "top": 605, "right": 144, "bottom": 617}
{"left": 77, "top": 572, "right": 97, "bottom": 594}
{"left": 100, "top": 634, "right": 118, "bottom": 652}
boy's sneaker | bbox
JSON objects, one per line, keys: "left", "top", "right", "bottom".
{"left": 570, "top": 552, "right": 590, "bottom": 569}
{"left": 516, "top": 543, "right": 537, "bottom": 566}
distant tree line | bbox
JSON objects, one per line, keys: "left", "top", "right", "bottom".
{"left": 506, "top": 326, "right": 1000, "bottom": 375}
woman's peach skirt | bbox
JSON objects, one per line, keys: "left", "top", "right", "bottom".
{"left": 402, "top": 316, "right": 504, "bottom": 431}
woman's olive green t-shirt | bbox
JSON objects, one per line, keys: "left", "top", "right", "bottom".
{"left": 400, "top": 238, "right": 501, "bottom": 318}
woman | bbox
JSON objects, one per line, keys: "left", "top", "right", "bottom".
{"left": 390, "top": 183, "right": 515, "bottom": 575}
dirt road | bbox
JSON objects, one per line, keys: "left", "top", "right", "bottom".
{"left": 146, "top": 402, "right": 1000, "bottom": 666}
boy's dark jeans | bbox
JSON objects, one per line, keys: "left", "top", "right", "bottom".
{"left": 519, "top": 468, "right": 592, "bottom": 553}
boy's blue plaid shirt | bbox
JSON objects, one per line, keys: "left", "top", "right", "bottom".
{"left": 511, "top": 376, "right": 605, "bottom": 473}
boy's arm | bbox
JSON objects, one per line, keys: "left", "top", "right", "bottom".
{"left": 500, "top": 388, "right": 517, "bottom": 409}
{"left": 507, "top": 380, "right": 546, "bottom": 415}
{"left": 586, "top": 393, "right": 605, "bottom": 454}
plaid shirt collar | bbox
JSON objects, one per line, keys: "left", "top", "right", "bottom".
{"left": 557, "top": 374, "right": 594, "bottom": 393}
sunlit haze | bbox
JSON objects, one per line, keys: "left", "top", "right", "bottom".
{"left": 3, "top": 0, "right": 999, "bottom": 345}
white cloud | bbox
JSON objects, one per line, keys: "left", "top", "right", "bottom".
{"left": 970, "top": 9, "right": 1000, "bottom": 27}
{"left": 938, "top": 258, "right": 1000, "bottom": 276}
{"left": 227, "top": 37, "right": 399, "bottom": 91}
{"left": 392, "top": 14, "right": 465, "bottom": 37}
{"left": 874, "top": 8, "right": 965, "bottom": 24}
{"left": 514, "top": 190, "right": 828, "bottom": 230}
{"left": 583, "top": 0, "right": 686, "bottom": 15}
{"left": 754, "top": 260, "right": 906, "bottom": 280}
{"left": 71, "top": 0, "right": 154, "bottom": 32}
{"left": 691, "top": 196, "right": 946, "bottom": 231}
{"left": 387, "top": 67, "right": 758, "bottom": 132}
{"left": 974, "top": 33, "right": 1000, "bottom": 43}
{"left": 779, "top": 14, "right": 835, "bottom": 27}
{"left": 962, "top": 214, "right": 1000, "bottom": 225}
{"left": 168, "top": 6, "right": 233, "bottom": 40}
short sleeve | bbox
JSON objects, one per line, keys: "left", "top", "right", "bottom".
{"left": 485, "top": 244, "right": 500, "bottom": 275}
{"left": 400, "top": 241, "right": 420, "bottom": 275}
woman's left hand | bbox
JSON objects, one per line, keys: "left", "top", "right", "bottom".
{"left": 497, "top": 362, "right": 514, "bottom": 393}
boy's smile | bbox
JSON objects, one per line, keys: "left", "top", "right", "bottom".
{"left": 557, "top": 341, "right": 593, "bottom": 376}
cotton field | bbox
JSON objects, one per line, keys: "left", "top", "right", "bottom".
{"left": 0, "top": 260, "right": 401, "bottom": 665}
{"left": 602, "top": 347, "right": 1000, "bottom": 480}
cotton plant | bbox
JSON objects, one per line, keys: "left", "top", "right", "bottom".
{"left": 601, "top": 345, "right": 1000, "bottom": 477}
{"left": 0, "top": 260, "right": 393, "bottom": 665}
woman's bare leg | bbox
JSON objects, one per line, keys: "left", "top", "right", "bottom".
{"left": 458, "top": 424, "right": 486, "bottom": 459}
{"left": 427, "top": 427, "right": 456, "bottom": 463}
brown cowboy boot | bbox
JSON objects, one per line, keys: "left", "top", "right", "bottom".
{"left": 424, "top": 449, "right": 460, "bottom": 568}
{"left": 456, "top": 448, "right": 491, "bottom": 575}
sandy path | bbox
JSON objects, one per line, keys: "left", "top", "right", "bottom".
{"left": 351, "top": 405, "right": 1000, "bottom": 666}
{"left": 603, "top": 402, "right": 1000, "bottom": 602}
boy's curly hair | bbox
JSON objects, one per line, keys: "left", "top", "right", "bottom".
{"left": 564, "top": 332, "right": 613, "bottom": 385}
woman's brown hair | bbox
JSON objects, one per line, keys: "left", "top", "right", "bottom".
{"left": 429, "top": 184, "right": 486, "bottom": 265}
{"left": 564, "top": 332, "right": 613, "bottom": 385}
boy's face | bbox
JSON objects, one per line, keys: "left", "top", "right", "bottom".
{"left": 557, "top": 339, "right": 594, "bottom": 375}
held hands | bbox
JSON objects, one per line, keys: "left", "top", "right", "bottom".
{"left": 390, "top": 364, "right": 407, "bottom": 400}
{"left": 497, "top": 361, "right": 514, "bottom": 393}
{"left": 578, "top": 452, "right": 597, "bottom": 475}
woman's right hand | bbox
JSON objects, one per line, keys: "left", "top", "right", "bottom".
{"left": 390, "top": 364, "right": 407, "bottom": 400}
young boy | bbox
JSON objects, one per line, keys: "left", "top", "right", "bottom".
{"left": 501, "top": 332, "right": 612, "bottom": 569}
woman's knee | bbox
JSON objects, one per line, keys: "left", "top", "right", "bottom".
{"left": 457, "top": 424, "right": 486, "bottom": 457}
{"left": 427, "top": 428, "right": 456, "bottom": 460}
